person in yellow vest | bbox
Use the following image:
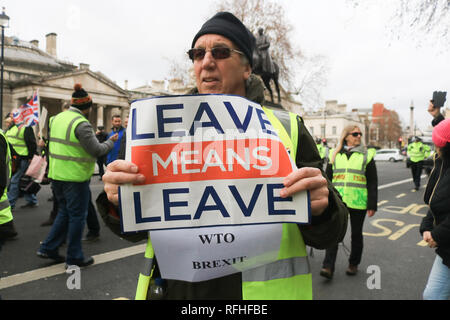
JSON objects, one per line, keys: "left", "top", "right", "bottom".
{"left": 407, "top": 136, "right": 431, "bottom": 191}
{"left": 97, "top": 12, "right": 348, "bottom": 300}
{"left": 36, "top": 84, "right": 118, "bottom": 268}
{"left": 0, "top": 130, "right": 17, "bottom": 246}
{"left": 316, "top": 137, "right": 325, "bottom": 161}
{"left": 320, "top": 125, "right": 378, "bottom": 279}
{"left": 6, "top": 117, "right": 38, "bottom": 210}
{"left": 316, "top": 138, "right": 330, "bottom": 170}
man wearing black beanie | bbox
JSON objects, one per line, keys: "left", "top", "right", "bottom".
{"left": 37, "top": 84, "right": 118, "bottom": 268}
{"left": 100, "top": 12, "right": 348, "bottom": 300}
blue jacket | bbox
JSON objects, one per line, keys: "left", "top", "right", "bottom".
{"left": 106, "top": 126, "right": 125, "bottom": 164}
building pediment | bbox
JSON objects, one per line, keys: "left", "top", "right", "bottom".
{"left": 40, "top": 69, "right": 128, "bottom": 98}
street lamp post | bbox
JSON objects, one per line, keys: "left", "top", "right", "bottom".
{"left": 0, "top": 7, "right": 10, "bottom": 130}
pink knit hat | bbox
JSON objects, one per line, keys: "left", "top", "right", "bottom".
{"left": 432, "top": 118, "right": 450, "bottom": 147}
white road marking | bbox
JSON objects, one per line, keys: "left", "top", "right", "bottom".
{"left": 0, "top": 243, "right": 146, "bottom": 290}
{"left": 378, "top": 175, "right": 427, "bottom": 190}
{"left": 396, "top": 193, "right": 406, "bottom": 199}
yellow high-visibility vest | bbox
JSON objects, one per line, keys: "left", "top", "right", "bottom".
{"left": 5, "top": 126, "right": 28, "bottom": 156}
{"left": 332, "top": 146, "right": 375, "bottom": 210}
{"left": 0, "top": 131, "right": 12, "bottom": 225}
{"left": 407, "top": 142, "right": 430, "bottom": 163}
{"left": 48, "top": 110, "right": 95, "bottom": 182}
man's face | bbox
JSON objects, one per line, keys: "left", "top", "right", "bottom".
{"left": 193, "top": 34, "right": 251, "bottom": 97}
{"left": 112, "top": 117, "right": 122, "bottom": 129}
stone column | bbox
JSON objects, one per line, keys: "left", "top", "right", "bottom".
{"left": 97, "top": 104, "right": 105, "bottom": 127}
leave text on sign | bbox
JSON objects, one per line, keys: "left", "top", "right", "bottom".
{"left": 131, "top": 101, "right": 277, "bottom": 141}
{"left": 133, "top": 183, "right": 296, "bottom": 224}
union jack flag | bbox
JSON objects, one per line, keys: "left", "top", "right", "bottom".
{"left": 12, "top": 90, "right": 40, "bottom": 129}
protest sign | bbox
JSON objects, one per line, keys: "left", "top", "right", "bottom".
{"left": 119, "top": 94, "right": 310, "bottom": 232}
{"left": 119, "top": 94, "right": 311, "bottom": 282}
{"left": 39, "top": 106, "right": 48, "bottom": 139}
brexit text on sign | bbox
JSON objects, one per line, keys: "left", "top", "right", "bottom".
{"left": 119, "top": 94, "right": 310, "bottom": 233}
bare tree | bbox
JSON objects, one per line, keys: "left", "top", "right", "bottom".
{"left": 347, "top": 0, "right": 450, "bottom": 47}
{"left": 165, "top": 55, "right": 195, "bottom": 86}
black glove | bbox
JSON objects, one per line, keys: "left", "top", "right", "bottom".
{"left": 432, "top": 91, "right": 447, "bottom": 108}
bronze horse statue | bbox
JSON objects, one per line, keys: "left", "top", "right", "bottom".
{"left": 252, "top": 52, "right": 281, "bottom": 104}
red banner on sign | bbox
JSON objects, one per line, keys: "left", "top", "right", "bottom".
{"left": 132, "top": 138, "right": 291, "bottom": 185}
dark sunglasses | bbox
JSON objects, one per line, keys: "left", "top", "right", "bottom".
{"left": 187, "top": 47, "right": 244, "bottom": 61}
{"left": 349, "top": 132, "right": 363, "bottom": 137}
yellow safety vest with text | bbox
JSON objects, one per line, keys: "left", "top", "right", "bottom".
{"left": 407, "top": 142, "right": 430, "bottom": 163}
{"left": 5, "top": 125, "right": 28, "bottom": 156}
{"left": 0, "top": 131, "right": 12, "bottom": 225}
{"left": 332, "top": 146, "right": 375, "bottom": 210}
{"left": 135, "top": 107, "right": 312, "bottom": 300}
{"left": 48, "top": 110, "right": 96, "bottom": 182}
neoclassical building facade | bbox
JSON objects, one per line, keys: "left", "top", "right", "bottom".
{"left": 2, "top": 33, "right": 129, "bottom": 132}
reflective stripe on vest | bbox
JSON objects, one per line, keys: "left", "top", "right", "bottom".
{"left": 332, "top": 148, "right": 375, "bottom": 210}
{"left": 48, "top": 111, "right": 96, "bottom": 182}
{"left": 0, "top": 131, "right": 13, "bottom": 224}
{"left": 5, "top": 126, "right": 28, "bottom": 156}
{"left": 135, "top": 106, "right": 312, "bottom": 300}
{"left": 242, "top": 256, "right": 310, "bottom": 282}
{"left": 135, "top": 238, "right": 155, "bottom": 300}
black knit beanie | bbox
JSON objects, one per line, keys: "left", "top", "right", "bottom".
{"left": 191, "top": 12, "right": 255, "bottom": 67}
{"left": 71, "top": 83, "right": 93, "bottom": 110}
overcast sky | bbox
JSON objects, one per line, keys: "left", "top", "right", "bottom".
{"left": 3, "top": 0, "right": 449, "bottom": 131}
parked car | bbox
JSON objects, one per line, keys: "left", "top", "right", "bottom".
{"left": 374, "top": 149, "right": 405, "bottom": 162}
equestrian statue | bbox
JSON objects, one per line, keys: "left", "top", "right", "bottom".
{"left": 253, "top": 28, "right": 281, "bottom": 104}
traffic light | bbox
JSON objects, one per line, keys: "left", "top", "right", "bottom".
{"left": 398, "top": 137, "right": 403, "bottom": 148}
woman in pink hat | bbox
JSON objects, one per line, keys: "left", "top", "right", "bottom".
{"left": 420, "top": 118, "right": 450, "bottom": 299}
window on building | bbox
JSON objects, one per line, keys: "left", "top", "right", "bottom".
{"left": 310, "top": 127, "right": 314, "bottom": 135}
{"left": 332, "top": 126, "right": 337, "bottom": 135}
